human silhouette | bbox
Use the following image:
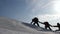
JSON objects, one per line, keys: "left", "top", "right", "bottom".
{"left": 31, "top": 17, "right": 41, "bottom": 27}
{"left": 40, "top": 21, "right": 52, "bottom": 30}
{"left": 53, "top": 23, "right": 60, "bottom": 31}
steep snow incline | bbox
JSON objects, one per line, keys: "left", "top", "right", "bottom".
{"left": 0, "top": 17, "right": 59, "bottom": 34}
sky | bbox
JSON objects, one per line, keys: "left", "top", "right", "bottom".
{"left": 0, "top": 0, "right": 60, "bottom": 26}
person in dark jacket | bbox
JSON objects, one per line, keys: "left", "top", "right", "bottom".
{"left": 53, "top": 23, "right": 60, "bottom": 31}
{"left": 41, "top": 21, "right": 52, "bottom": 30}
{"left": 31, "top": 17, "right": 41, "bottom": 27}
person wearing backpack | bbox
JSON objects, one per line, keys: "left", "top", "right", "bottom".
{"left": 31, "top": 17, "right": 41, "bottom": 27}
{"left": 40, "top": 21, "right": 52, "bottom": 30}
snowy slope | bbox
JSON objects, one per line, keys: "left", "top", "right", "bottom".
{"left": 0, "top": 17, "right": 59, "bottom": 34}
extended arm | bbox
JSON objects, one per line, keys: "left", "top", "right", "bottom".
{"left": 39, "top": 21, "right": 44, "bottom": 24}
{"left": 53, "top": 26, "right": 58, "bottom": 27}
{"left": 49, "top": 24, "right": 52, "bottom": 27}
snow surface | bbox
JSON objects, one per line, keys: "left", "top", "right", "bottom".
{"left": 0, "top": 17, "right": 60, "bottom": 34}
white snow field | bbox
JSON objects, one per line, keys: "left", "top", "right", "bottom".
{"left": 0, "top": 17, "right": 60, "bottom": 34}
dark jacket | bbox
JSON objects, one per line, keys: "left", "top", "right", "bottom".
{"left": 42, "top": 22, "right": 51, "bottom": 27}
{"left": 32, "top": 17, "right": 39, "bottom": 23}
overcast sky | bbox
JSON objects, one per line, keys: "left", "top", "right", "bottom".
{"left": 0, "top": 0, "right": 60, "bottom": 25}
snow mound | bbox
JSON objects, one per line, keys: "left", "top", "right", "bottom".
{"left": 0, "top": 17, "right": 59, "bottom": 34}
